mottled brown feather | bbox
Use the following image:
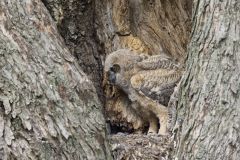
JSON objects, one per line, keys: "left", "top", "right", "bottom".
{"left": 131, "top": 69, "right": 182, "bottom": 105}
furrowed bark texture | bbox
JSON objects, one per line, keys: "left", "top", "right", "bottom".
{"left": 175, "top": 0, "right": 240, "bottom": 159}
{"left": 0, "top": 1, "right": 111, "bottom": 159}
{"left": 42, "top": 0, "right": 105, "bottom": 101}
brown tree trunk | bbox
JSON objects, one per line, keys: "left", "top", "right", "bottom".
{"left": 174, "top": 0, "right": 240, "bottom": 159}
{"left": 0, "top": 0, "right": 111, "bottom": 159}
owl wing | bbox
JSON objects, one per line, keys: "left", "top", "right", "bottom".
{"left": 137, "top": 55, "right": 180, "bottom": 70}
{"left": 130, "top": 69, "right": 182, "bottom": 105}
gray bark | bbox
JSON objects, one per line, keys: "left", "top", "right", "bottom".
{"left": 174, "top": 0, "right": 240, "bottom": 159}
{"left": 0, "top": 0, "right": 111, "bottom": 159}
{"left": 110, "top": 134, "right": 171, "bottom": 160}
{"left": 42, "top": 0, "right": 105, "bottom": 102}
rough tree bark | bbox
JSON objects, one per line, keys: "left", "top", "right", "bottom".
{"left": 42, "top": 0, "right": 105, "bottom": 102}
{"left": 0, "top": 0, "right": 111, "bottom": 159}
{"left": 174, "top": 0, "right": 240, "bottom": 159}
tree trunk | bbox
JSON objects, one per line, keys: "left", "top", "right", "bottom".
{"left": 175, "top": 0, "right": 240, "bottom": 159}
{"left": 42, "top": 0, "right": 105, "bottom": 102}
{"left": 0, "top": 0, "right": 111, "bottom": 159}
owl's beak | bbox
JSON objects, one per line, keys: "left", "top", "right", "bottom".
{"left": 108, "top": 70, "right": 116, "bottom": 84}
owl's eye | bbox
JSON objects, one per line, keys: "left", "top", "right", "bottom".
{"left": 110, "top": 64, "right": 121, "bottom": 73}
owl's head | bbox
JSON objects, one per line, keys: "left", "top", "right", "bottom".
{"left": 104, "top": 49, "right": 143, "bottom": 88}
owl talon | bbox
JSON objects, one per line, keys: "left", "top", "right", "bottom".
{"left": 158, "top": 131, "right": 168, "bottom": 136}
{"left": 147, "top": 125, "right": 158, "bottom": 134}
{"left": 147, "top": 132, "right": 157, "bottom": 135}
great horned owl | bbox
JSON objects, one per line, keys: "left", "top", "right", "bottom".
{"left": 104, "top": 49, "right": 182, "bottom": 135}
